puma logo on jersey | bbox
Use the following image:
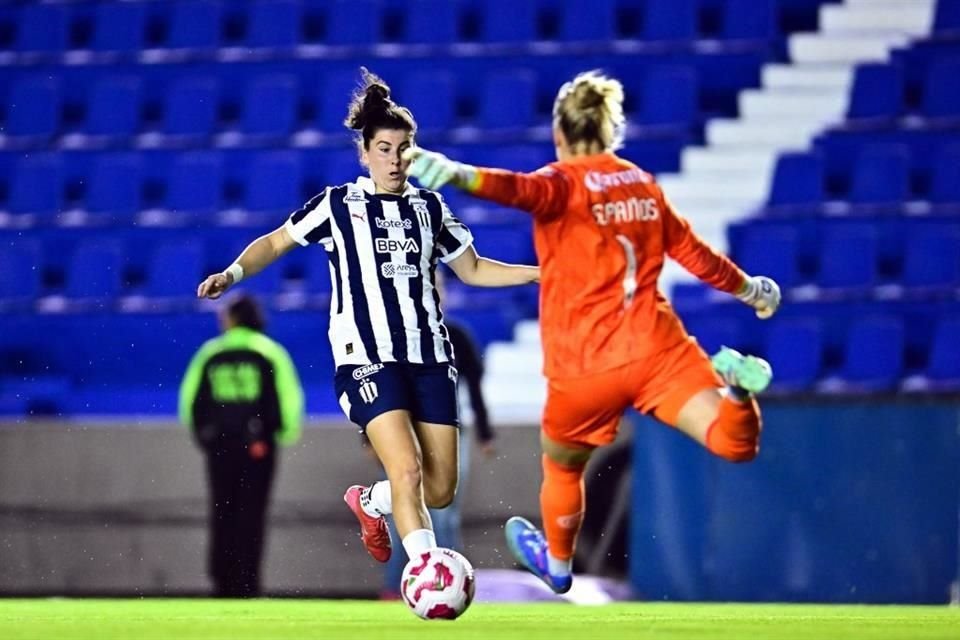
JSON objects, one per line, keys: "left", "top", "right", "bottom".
{"left": 593, "top": 197, "right": 659, "bottom": 226}
{"left": 375, "top": 237, "right": 419, "bottom": 253}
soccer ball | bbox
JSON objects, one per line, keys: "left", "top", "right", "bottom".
{"left": 400, "top": 548, "right": 476, "bottom": 620}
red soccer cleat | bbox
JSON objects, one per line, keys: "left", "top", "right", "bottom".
{"left": 343, "top": 485, "right": 392, "bottom": 563}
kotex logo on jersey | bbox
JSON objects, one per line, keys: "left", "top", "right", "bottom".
{"left": 375, "top": 237, "right": 419, "bottom": 253}
{"left": 584, "top": 168, "right": 651, "bottom": 192}
{"left": 375, "top": 217, "right": 413, "bottom": 230}
{"left": 352, "top": 363, "right": 384, "bottom": 380}
{"left": 381, "top": 263, "right": 419, "bottom": 278}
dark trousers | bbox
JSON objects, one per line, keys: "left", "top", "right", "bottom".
{"left": 204, "top": 443, "right": 276, "bottom": 597}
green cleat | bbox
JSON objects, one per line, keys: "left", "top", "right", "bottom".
{"left": 711, "top": 346, "right": 773, "bottom": 395}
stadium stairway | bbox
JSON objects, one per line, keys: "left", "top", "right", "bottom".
{"left": 657, "top": 0, "right": 937, "bottom": 292}
{"left": 482, "top": 0, "right": 940, "bottom": 424}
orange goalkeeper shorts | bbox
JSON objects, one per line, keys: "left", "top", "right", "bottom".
{"left": 541, "top": 337, "right": 723, "bottom": 448}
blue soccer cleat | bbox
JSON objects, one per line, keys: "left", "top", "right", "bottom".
{"left": 504, "top": 516, "right": 572, "bottom": 594}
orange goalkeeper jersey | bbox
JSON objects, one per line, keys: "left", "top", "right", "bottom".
{"left": 471, "top": 152, "right": 747, "bottom": 380}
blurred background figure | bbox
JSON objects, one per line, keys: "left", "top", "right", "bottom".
{"left": 179, "top": 293, "right": 304, "bottom": 597}
{"left": 377, "top": 267, "right": 496, "bottom": 599}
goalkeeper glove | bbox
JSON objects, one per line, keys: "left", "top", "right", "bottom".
{"left": 403, "top": 147, "right": 477, "bottom": 191}
{"left": 737, "top": 275, "right": 781, "bottom": 319}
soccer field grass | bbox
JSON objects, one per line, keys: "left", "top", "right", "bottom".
{"left": 2, "top": 600, "right": 958, "bottom": 640}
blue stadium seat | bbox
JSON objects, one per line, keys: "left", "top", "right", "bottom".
{"left": 327, "top": 0, "right": 382, "bottom": 45}
{"left": 323, "top": 148, "right": 363, "bottom": 185}
{"left": 643, "top": 0, "right": 697, "bottom": 41}
{"left": 764, "top": 317, "right": 822, "bottom": 390}
{"left": 681, "top": 315, "right": 745, "bottom": 355}
{"left": 241, "top": 74, "right": 299, "bottom": 138}
{"left": 245, "top": 151, "right": 302, "bottom": 213}
{"left": 9, "top": 154, "right": 63, "bottom": 217}
{"left": 934, "top": 0, "right": 960, "bottom": 33}
{"left": 471, "top": 224, "right": 534, "bottom": 265}
{"left": 5, "top": 76, "right": 61, "bottom": 139}
{"left": 92, "top": 1, "right": 146, "bottom": 53}
{"left": 315, "top": 70, "right": 359, "bottom": 132}
{"left": 65, "top": 241, "right": 124, "bottom": 300}
{"left": 146, "top": 240, "right": 205, "bottom": 298}
{"left": 15, "top": 3, "right": 68, "bottom": 54}
{"left": 921, "top": 59, "right": 960, "bottom": 119}
{"left": 404, "top": 0, "right": 459, "bottom": 44}
{"left": 839, "top": 316, "right": 904, "bottom": 390}
{"left": 167, "top": 152, "right": 224, "bottom": 215}
{"left": 848, "top": 144, "right": 910, "bottom": 204}
{"left": 735, "top": 224, "right": 801, "bottom": 289}
{"left": 162, "top": 76, "right": 220, "bottom": 137}
{"left": 847, "top": 63, "right": 904, "bottom": 120}
{"left": 560, "top": 0, "right": 615, "bottom": 42}
{"left": 305, "top": 249, "right": 333, "bottom": 295}
{"left": 168, "top": 0, "right": 222, "bottom": 50}
{"left": 477, "top": 145, "right": 554, "bottom": 172}
{"left": 479, "top": 70, "right": 537, "bottom": 128}
{"left": 929, "top": 144, "right": 960, "bottom": 203}
{"left": 926, "top": 316, "right": 960, "bottom": 382}
{"left": 84, "top": 76, "right": 142, "bottom": 138}
{"left": 721, "top": 0, "right": 776, "bottom": 39}
{"left": 0, "top": 240, "right": 41, "bottom": 303}
{"left": 480, "top": 0, "right": 536, "bottom": 43}
{"left": 87, "top": 154, "right": 144, "bottom": 218}
{"left": 639, "top": 66, "right": 698, "bottom": 126}
{"left": 817, "top": 222, "right": 878, "bottom": 289}
{"left": 400, "top": 71, "right": 456, "bottom": 131}
{"left": 247, "top": 0, "right": 301, "bottom": 48}
{"left": 767, "top": 152, "right": 826, "bottom": 207}
{"left": 901, "top": 224, "right": 960, "bottom": 289}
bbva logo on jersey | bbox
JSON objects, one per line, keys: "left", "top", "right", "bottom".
{"left": 375, "top": 237, "right": 419, "bottom": 253}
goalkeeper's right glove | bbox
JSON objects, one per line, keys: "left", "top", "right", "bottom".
{"left": 403, "top": 147, "right": 477, "bottom": 191}
{"left": 737, "top": 275, "right": 781, "bottom": 319}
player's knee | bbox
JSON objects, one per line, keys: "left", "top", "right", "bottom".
{"left": 389, "top": 460, "right": 424, "bottom": 496}
{"left": 425, "top": 480, "right": 456, "bottom": 509}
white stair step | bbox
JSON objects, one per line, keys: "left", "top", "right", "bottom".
{"left": 512, "top": 320, "right": 541, "bottom": 345}
{"left": 484, "top": 342, "right": 543, "bottom": 373}
{"left": 845, "top": 0, "right": 935, "bottom": 10}
{"left": 789, "top": 33, "right": 908, "bottom": 64}
{"left": 739, "top": 89, "right": 848, "bottom": 119}
{"left": 762, "top": 63, "right": 853, "bottom": 90}
{"left": 706, "top": 118, "right": 820, "bottom": 149}
{"left": 681, "top": 148, "right": 777, "bottom": 175}
{"left": 657, "top": 176, "right": 769, "bottom": 202}
{"left": 820, "top": 4, "right": 934, "bottom": 35}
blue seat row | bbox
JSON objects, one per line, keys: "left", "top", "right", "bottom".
{"left": 846, "top": 58, "right": 960, "bottom": 122}
{"left": 728, "top": 216, "right": 960, "bottom": 293}
{"left": 0, "top": 0, "right": 787, "bottom": 57}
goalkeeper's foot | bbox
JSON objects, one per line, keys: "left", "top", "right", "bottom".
{"left": 504, "top": 516, "right": 572, "bottom": 594}
{"left": 711, "top": 346, "right": 773, "bottom": 395}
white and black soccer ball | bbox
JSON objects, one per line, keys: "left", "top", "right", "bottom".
{"left": 400, "top": 548, "right": 476, "bottom": 620}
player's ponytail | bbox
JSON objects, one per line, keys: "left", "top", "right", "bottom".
{"left": 344, "top": 67, "right": 417, "bottom": 151}
{"left": 553, "top": 70, "right": 625, "bottom": 153}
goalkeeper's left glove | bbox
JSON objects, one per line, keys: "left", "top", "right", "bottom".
{"left": 736, "top": 275, "right": 781, "bottom": 319}
{"left": 403, "top": 147, "right": 477, "bottom": 191}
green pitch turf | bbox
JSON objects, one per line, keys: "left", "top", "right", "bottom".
{"left": 1, "top": 599, "right": 957, "bottom": 640}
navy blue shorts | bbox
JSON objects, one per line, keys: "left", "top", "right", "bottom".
{"left": 334, "top": 362, "right": 460, "bottom": 430}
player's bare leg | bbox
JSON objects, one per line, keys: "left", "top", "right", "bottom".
{"left": 412, "top": 421, "right": 459, "bottom": 510}
{"left": 346, "top": 410, "right": 436, "bottom": 562}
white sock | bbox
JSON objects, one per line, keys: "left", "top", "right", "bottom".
{"left": 360, "top": 481, "right": 392, "bottom": 517}
{"left": 547, "top": 552, "right": 572, "bottom": 577}
{"left": 402, "top": 528, "right": 437, "bottom": 560}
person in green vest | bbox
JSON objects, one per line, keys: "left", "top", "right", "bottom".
{"left": 179, "top": 293, "right": 304, "bottom": 597}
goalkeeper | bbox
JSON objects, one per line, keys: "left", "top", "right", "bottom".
{"left": 404, "top": 70, "right": 782, "bottom": 594}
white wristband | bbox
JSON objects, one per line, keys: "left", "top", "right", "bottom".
{"left": 225, "top": 263, "right": 244, "bottom": 284}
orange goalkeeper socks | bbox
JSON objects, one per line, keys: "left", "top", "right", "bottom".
{"left": 705, "top": 395, "right": 762, "bottom": 463}
{"left": 540, "top": 454, "right": 586, "bottom": 564}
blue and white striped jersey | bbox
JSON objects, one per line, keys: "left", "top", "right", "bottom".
{"left": 284, "top": 176, "right": 473, "bottom": 368}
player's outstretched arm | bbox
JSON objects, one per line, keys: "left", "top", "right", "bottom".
{"left": 196, "top": 225, "right": 298, "bottom": 299}
{"left": 447, "top": 245, "right": 539, "bottom": 288}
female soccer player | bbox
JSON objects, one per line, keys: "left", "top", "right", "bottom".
{"left": 197, "top": 69, "right": 538, "bottom": 570}
{"left": 404, "top": 70, "right": 781, "bottom": 593}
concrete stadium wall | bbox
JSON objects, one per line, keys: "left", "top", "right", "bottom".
{"left": 0, "top": 420, "right": 544, "bottom": 596}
